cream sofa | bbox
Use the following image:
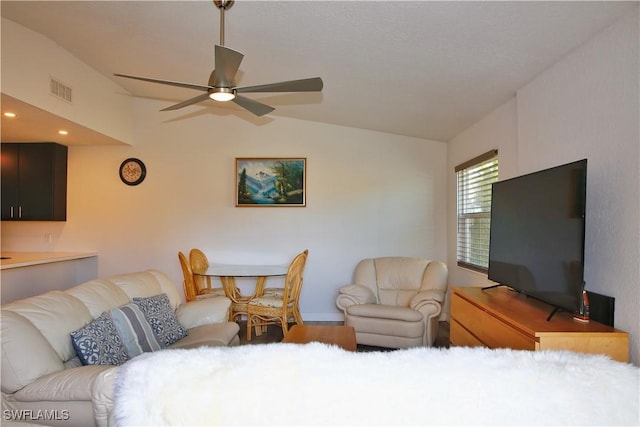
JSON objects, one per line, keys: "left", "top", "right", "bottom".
{"left": 1, "top": 269, "right": 239, "bottom": 427}
{"left": 336, "top": 257, "right": 448, "bottom": 348}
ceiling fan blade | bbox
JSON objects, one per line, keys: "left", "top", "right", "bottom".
{"left": 114, "top": 73, "right": 212, "bottom": 92}
{"left": 160, "top": 93, "right": 212, "bottom": 111}
{"left": 214, "top": 45, "right": 244, "bottom": 87}
{"left": 235, "top": 77, "right": 323, "bottom": 93}
{"left": 232, "top": 95, "right": 275, "bottom": 117}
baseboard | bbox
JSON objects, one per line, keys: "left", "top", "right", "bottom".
{"left": 301, "top": 312, "right": 345, "bottom": 322}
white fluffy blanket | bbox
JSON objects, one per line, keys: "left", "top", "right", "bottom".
{"left": 114, "top": 343, "right": 639, "bottom": 426}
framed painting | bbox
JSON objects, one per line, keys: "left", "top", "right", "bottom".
{"left": 236, "top": 158, "right": 306, "bottom": 207}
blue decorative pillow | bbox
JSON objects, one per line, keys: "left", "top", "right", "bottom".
{"left": 111, "top": 303, "right": 162, "bottom": 357}
{"left": 133, "top": 294, "right": 188, "bottom": 347}
{"left": 70, "top": 312, "right": 129, "bottom": 366}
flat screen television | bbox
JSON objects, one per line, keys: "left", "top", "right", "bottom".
{"left": 487, "top": 159, "right": 587, "bottom": 319}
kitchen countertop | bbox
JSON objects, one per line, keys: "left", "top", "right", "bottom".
{"left": 0, "top": 252, "right": 98, "bottom": 270}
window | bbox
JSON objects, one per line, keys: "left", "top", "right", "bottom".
{"left": 456, "top": 150, "right": 499, "bottom": 272}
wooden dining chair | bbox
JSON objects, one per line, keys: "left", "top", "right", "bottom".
{"left": 178, "top": 251, "right": 198, "bottom": 302}
{"left": 178, "top": 251, "right": 225, "bottom": 303}
{"left": 189, "top": 249, "right": 226, "bottom": 298}
{"left": 246, "top": 249, "right": 308, "bottom": 341}
{"left": 261, "top": 283, "right": 285, "bottom": 298}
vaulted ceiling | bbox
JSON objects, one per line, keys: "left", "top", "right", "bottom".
{"left": 1, "top": 1, "right": 634, "bottom": 142}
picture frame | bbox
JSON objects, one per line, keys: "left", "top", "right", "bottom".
{"left": 236, "top": 158, "right": 306, "bottom": 207}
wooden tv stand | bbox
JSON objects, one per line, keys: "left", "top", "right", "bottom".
{"left": 450, "top": 286, "right": 629, "bottom": 362}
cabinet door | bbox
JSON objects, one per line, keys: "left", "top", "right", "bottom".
{"left": 19, "top": 144, "right": 67, "bottom": 221}
{"left": 1, "top": 144, "right": 19, "bottom": 220}
{"left": 0, "top": 143, "right": 67, "bottom": 221}
{"left": 19, "top": 144, "right": 55, "bottom": 220}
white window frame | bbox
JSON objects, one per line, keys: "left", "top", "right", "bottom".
{"left": 455, "top": 150, "right": 499, "bottom": 273}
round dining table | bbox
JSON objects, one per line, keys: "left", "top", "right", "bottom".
{"left": 194, "top": 264, "right": 288, "bottom": 300}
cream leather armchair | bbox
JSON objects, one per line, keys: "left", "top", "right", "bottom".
{"left": 336, "top": 257, "right": 448, "bottom": 348}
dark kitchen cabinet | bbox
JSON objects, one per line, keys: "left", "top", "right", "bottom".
{"left": 1, "top": 143, "right": 67, "bottom": 221}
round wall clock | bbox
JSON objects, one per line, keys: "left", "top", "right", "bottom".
{"left": 119, "top": 158, "right": 146, "bottom": 186}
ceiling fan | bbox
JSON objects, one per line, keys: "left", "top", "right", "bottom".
{"left": 114, "top": 0, "right": 323, "bottom": 116}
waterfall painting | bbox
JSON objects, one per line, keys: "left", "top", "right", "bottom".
{"left": 236, "top": 158, "right": 306, "bottom": 207}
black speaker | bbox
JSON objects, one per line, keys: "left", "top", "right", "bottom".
{"left": 586, "top": 291, "right": 615, "bottom": 327}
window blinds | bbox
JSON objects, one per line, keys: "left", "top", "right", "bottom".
{"left": 456, "top": 150, "right": 499, "bottom": 272}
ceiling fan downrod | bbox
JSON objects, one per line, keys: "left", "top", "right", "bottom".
{"left": 214, "top": 0, "right": 234, "bottom": 46}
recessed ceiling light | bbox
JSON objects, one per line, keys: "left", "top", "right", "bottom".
{"left": 58, "top": 130, "right": 68, "bottom": 135}
{"left": 3, "top": 112, "right": 16, "bottom": 118}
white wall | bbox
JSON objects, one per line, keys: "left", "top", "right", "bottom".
{"left": 1, "top": 100, "right": 447, "bottom": 321}
{"left": 1, "top": 18, "right": 134, "bottom": 144}
{"left": 447, "top": 11, "right": 639, "bottom": 364}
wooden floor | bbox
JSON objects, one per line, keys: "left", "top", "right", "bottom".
{"left": 238, "top": 320, "right": 451, "bottom": 350}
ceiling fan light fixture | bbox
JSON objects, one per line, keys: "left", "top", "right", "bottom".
{"left": 114, "top": 0, "right": 322, "bottom": 116}
{"left": 209, "top": 88, "right": 235, "bottom": 102}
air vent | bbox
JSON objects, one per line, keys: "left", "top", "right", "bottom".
{"left": 50, "top": 78, "right": 72, "bottom": 103}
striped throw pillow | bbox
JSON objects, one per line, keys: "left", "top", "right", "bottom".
{"left": 111, "top": 303, "right": 162, "bottom": 358}
{"left": 133, "top": 294, "right": 188, "bottom": 347}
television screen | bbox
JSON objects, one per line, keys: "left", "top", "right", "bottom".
{"left": 487, "top": 159, "right": 587, "bottom": 315}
